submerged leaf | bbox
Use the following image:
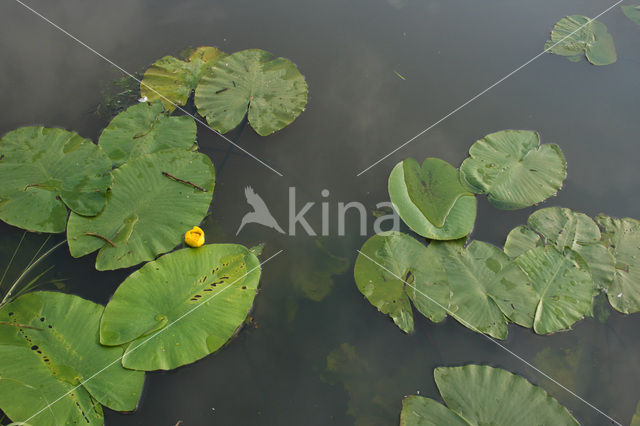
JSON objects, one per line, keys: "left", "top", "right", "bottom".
{"left": 140, "top": 46, "right": 227, "bottom": 111}
{"left": 100, "top": 244, "right": 261, "bottom": 371}
{"left": 0, "top": 127, "right": 112, "bottom": 233}
{"left": 595, "top": 214, "right": 640, "bottom": 314}
{"left": 195, "top": 49, "right": 308, "bottom": 136}
{"left": 67, "top": 149, "right": 214, "bottom": 270}
{"left": 545, "top": 15, "right": 616, "bottom": 66}
{"left": 98, "top": 102, "right": 197, "bottom": 167}
{"left": 0, "top": 292, "right": 144, "bottom": 425}
{"left": 514, "top": 246, "right": 594, "bottom": 334}
{"left": 460, "top": 130, "right": 566, "bottom": 210}
{"left": 389, "top": 160, "right": 476, "bottom": 240}
{"left": 353, "top": 232, "right": 450, "bottom": 333}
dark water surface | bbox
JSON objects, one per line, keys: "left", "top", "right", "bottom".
{"left": 1, "top": 0, "right": 640, "bottom": 424}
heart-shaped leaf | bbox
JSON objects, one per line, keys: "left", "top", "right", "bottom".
{"left": 0, "top": 127, "right": 112, "bottom": 233}
{"left": 0, "top": 292, "right": 144, "bottom": 425}
{"left": 140, "top": 46, "right": 227, "bottom": 112}
{"left": 354, "top": 232, "right": 451, "bottom": 333}
{"left": 595, "top": 214, "right": 640, "bottom": 314}
{"left": 400, "top": 365, "right": 578, "bottom": 426}
{"left": 514, "top": 246, "right": 594, "bottom": 334}
{"left": 98, "top": 102, "right": 197, "bottom": 167}
{"left": 195, "top": 49, "right": 308, "bottom": 136}
{"left": 67, "top": 149, "right": 214, "bottom": 270}
{"left": 504, "top": 225, "right": 543, "bottom": 258}
{"left": 545, "top": 15, "right": 617, "bottom": 66}
{"left": 100, "top": 244, "right": 261, "bottom": 371}
{"left": 432, "top": 240, "right": 538, "bottom": 339}
{"left": 460, "top": 130, "right": 566, "bottom": 210}
{"left": 622, "top": 5, "right": 640, "bottom": 26}
{"left": 389, "top": 159, "right": 476, "bottom": 240}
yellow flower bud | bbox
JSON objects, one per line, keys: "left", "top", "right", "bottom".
{"left": 184, "top": 226, "right": 205, "bottom": 248}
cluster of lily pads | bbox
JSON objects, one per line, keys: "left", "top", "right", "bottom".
{"left": 355, "top": 129, "right": 640, "bottom": 340}
{"left": 0, "top": 46, "right": 308, "bottom": 425}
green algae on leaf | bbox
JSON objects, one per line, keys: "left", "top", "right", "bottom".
{"left": 140, "top": 46, "right": 227, "bottom": 112}
{"left": 595, "top": 214, "right": 640, "bottom": 314}
{"left": 67, "top": 149, "right": 214, "bottom": 271}
{"left": 195, "top": 49, "right": 308, "bottom": 136}
{"left": 514, "top": 246, "right": 594, "bottom": 334}
{"left": 0, "top": 127, "right": 112, "bottom": 233}
{"left": 622, "top": 5, "right": 640, "bottom": 26}
{"left": 401, "top": 365, "right": 578, "bottom": 426}
{"left": 460, "top": 130, "right": 566, "bottom": 210}
{"left": 98, "top": 102, "right": 197, "bottom": 167}
{"left": 389, "top": 159, "right": 476, "bottom": 240}
{"left": 545, "top": 15, "right": 617, "bottom": 66}
{"left": 99, "top": 244, "right": 261, "bottom": 371}
{"left": 0, "top": 292, "right": 144, "bottom": 425}
{"left": 433, "top": 240, "right": 538, "bottom": 338}
{"left": 353, "top": 232, "right": 451, "bottom": 333}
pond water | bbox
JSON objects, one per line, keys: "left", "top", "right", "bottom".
{"left": 1, "top": 0, "right": 640, "bottom": 424}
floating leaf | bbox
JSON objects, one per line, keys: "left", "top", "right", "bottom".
{"left": 389, "top": 160, "right": 476, "bottom": 240}
{"left": 354, "top": 232, "right": 450, "bottom": 333}
{"left": 528, "top": 207, "right": 614, "bottom": 291}
{"left": 622, "top": 5, "right": 640, "bottom": 26}
{"left": 0, "top": 127, "right": 112, "bottom": 233}
{"left": 195, "top": 49, "right": 308, "bottom": 136}
{"left": 514, "top": 246, "right": 594, "bottom": 334}
{"left": 401, "top": 365, "right": 578, "bottom": 426}
{"left": 402, "top": 158, "right": 472, "bottom": 228}
{"left": 632, "top": 400, "right": 640, "bottom": 426}
{"left": 98, "top": 102, "right": 197, "bottom": 167}
{"left": 140, "top": 46, "right": 227, "bottom": 112}
{"left": 595, "top": 215, "right": 640, "bottom": 314}
{"left": 0, "top": 292, "right": 144, "bottom": 425}
{"left": 99, "top": 244, "right": 261, "bottom": 371}
{"left": 67, "top": 149, "right": 214, "bottom": 270}
{"left": 460, "top": 130, "right": 566, "bottom": 210}
{"left": 545, "top": 15, "right": 617, "bottom": 66}
{"left": 504, "top": 225, "right": 543, "bottom": 258}
{"left": 433, "top": 240, "right": 538, "bottom": 338}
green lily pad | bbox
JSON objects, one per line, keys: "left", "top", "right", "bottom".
{"left": 389, "top": 160, "right": 476, "bottom": 240}
{"left": 98, "top": 102, "right": 197, "bottom": 167}
{"left": 67, "top": 149, "right": 214, "bottom": 270}
{"left": 140, "top": 46, "right": 227, "bottom": 112}
{"left": 99, "top": 244, "right": 261, "bottom": 371}
{"left": 528, "top": 207, "right": 615, "bottom": 291}
{"left": 402, "top": 158, "right": 473, "bottom": 228}
{"left": 460, "top": 130, "right": 567, "bottom": 210}
{"left": 632, "top": 400, "right": 640, "bottom": 426}
{"left": 353, "top": 232, "right": 450, "bottom": 333}
{"left": 433, "top": 240, "right": 538, "bottom": 339}
{"left": 400, "top": 365, "right": 578, "bottom": 426}
{"left": 595, "top": 214, "right": 640, "bottom": 314}
{"left": 0, "top": 292, "right": 145, "bottom": 425}
{"left": 504, "top": 225, "right": 543, "bottom": 258}
{"left": 194, "top": 49, "right": 308, "bottom": 136}
{"left": 514, "top": 246, "right": 594, "bottom": 334}
{"left": 0, "top": 127, "right": 112, "bottom": 233}
{"left": 545, "top": 15, "right": 617, "bottom": 66}
{"left": 622, "top": 5, "right": 640, "bottom": 26}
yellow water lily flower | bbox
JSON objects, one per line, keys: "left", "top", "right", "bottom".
{"left": 184, "top": 226, "right": 205, "bottom": 248}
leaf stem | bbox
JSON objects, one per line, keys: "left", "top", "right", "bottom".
{"left": 82, "top": 232, "right": 117, "bottom": 247}
{"left": 162, "top": 171, "right": 207, "bottom": 192}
